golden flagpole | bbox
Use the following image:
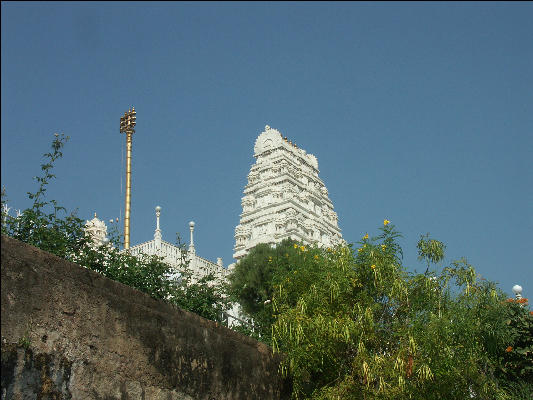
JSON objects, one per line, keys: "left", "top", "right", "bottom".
{"left": 119, "top": 107, "right": 136, "bottom": 250}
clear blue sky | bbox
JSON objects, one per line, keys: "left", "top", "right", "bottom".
{"left": 2, "top": 2, "right": 532, "bottom": 298}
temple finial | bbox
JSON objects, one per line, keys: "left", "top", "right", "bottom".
{"left": 154, "top": 206, "right": 162, "bottom": 243}
{"left": 189, "top": 221, "right": 196, "bottom": 254}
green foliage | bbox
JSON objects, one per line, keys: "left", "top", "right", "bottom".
{"left": 499, "top": 297, "right": 533, "bottom": 385}
{"left": 17, "top": 320, "right": 33, "bottom": 350}
{"left": 227, "top": 238, "right": 301, "bottom": 342}
{"left": 177, "top": 275, "right": 228, "bottom": 322}
{"left": 1, "top": 134, "right": 227, "bottom": 323}
{"left": 171, "top": 247, "right": 229, "bottom": 322}
{"left": 2, "top": 134, "right": 91, "bottom": 259}
{"left": 17, "top": 335, "right": 31, "bottom": 350}
{"left": 271, "top": 222, "right": 530, "bottom": 399}
{"left": 417, "top": 233, "right": 446, "bottom": 273}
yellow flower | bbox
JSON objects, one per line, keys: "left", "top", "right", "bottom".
{"left": 381, "top": 245, "right": 386, "bottom": 250}
{"left": 314, "top": 254, "right": 319, "bottom": 260}
{"left": 327, "top": 247, "right": 332, "bottom": 252}
{"left": 363, "top": 233, "right": 369, "bottom": 240}
{"left": 293, "top": 244, "right": 299, "bottom": 249}
{"left": 268, "top": 256, "right": 273, "bottom": 263}
{"left": 384, "top": 219, "right": 390, "bottom": 226}
{"left": 300, "top": 246, "right": 306, "bottom": 251}
{"left": 358, "top": 248, "right": 363, "bottom": 253}
{"left": 370, "top": 264, "right": 376, "bottom": 270}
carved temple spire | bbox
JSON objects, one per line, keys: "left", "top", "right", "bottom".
{"left": 188, "top": 221, "right": 195, "bottom": 255}
{"left": 154, "top": 206, "right": 162, "bottom": 246}
{"left": 234, "top": 125, "right": 343, "bottom": 260}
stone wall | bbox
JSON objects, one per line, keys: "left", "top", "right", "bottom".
{"left": 1, "top": 235, "right": 290, "bottom": 399}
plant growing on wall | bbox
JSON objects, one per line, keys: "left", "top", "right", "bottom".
{"left": 1, "top": 134, "right": 228, "bottom": 322}
{"left": 1, "top": 134, "right": 90, "bottom": 259}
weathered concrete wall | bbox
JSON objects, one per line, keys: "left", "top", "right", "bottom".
{"left": 1, "top": 235, "right": 290, "bottom": 399}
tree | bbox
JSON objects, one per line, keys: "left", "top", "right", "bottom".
{"left": 227, "top": 238, "right": 303, "bottom": 343}
{"left": 271, "top": 221, "right": 531, "bottom": 399}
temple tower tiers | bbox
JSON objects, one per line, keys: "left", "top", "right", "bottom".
{"left": 85, "top": 213, "right": 108, "bottom": 246}
{"left": 233, "top": 125, "right": 343, "bottom": 260}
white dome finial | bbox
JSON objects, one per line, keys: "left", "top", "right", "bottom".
{"left": 512, "top": 284, "right": 523, "bottom": 299}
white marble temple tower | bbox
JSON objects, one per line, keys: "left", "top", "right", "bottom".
{"left": 233, "top": 125, "right": 343, "bottom": 260}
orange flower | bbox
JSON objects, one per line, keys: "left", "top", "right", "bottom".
{"left": 529, "top": 311, "right": 533, "bottom": 316}
{"left": 505, "top": 346, "right": 513, "bottom": 353}
{"left": 363, "top": 233, "right": 369, "bottom": 240}
{"left": 517, "top": 298, "right": 529, "bottom": 304}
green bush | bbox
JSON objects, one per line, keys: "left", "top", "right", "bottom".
{"left": 268, "top": 222, "right": 531, "bottom": 399}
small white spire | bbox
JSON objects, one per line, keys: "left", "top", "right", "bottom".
{"left": 189, "top": 221, "right": 195, "bottom": 254}
{"left": 217, "top": 257, "right": 223, "bottom": 267}
{"left": 154, "top": 206, "right": 162, "bottom": 244}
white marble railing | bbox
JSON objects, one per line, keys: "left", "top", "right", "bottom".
{"left": 191, "top": 254, "right": 227, "bottom": 279}
{"left": 127, "top": 240, "right": 227, "bottom": 281}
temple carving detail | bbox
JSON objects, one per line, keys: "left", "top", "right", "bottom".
{"left": 233, "top": 125, "right": 343, "bottom": 260}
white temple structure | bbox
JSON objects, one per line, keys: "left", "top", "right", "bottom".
{"left": 84, "top": 213, "right": 108, "bottom": 247}
{"left": 85, "top": 124, "right": 343, "bottom": 267}
{"left": 233, "top": 125, "right": 343, "bottom": 260}
{"left": 84, "top": 208, "right": 228, "bottom": 282}
{"left": 83, "top": 124, "right": 343, "bottom": 329}
{"left": 84, "top": 209, "right": 244, "bottom": 326}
